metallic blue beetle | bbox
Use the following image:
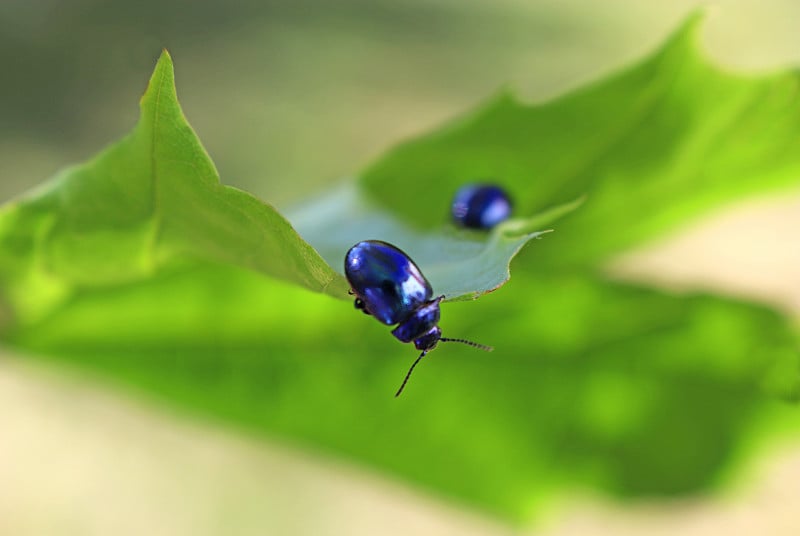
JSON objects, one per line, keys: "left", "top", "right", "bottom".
{"left": 345, "top": 240, "right": 491, "bottom": 396}
{"left": 451, "top": 184, "right": 512, "bottom": 229}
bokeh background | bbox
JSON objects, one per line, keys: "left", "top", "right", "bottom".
{"left": 2, "top": 0, "right": 800, "bottom": 534}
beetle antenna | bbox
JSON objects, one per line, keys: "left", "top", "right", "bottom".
{"left": 440, "top": 337, "right": 493, "bottom": 352}
{"left": 395, "top": 350, "right": 427, "bottom": 397}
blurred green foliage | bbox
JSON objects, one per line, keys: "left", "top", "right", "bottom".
{"left": 364, "top": 16, "right": 800, "bottom": 267}
{"left": 1, "top": 13, "right": 799, "bottom": 524}
{"left": 7, "top": 262, "right": 799, "bottom": 520}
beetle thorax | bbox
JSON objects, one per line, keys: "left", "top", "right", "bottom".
{"left": 390, "top": 296, "right": 444, "bottom": 347}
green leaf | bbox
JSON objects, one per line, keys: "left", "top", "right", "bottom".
{"left": 0, "top": 51, "right": 561, "bottom": 333}
{"left": 9, "top": 264, "right": 799, "bottom": 520}
{"left": 0, "top": 51, "right": 347, "bottom": 330}
{"left": 361, "top": 14, "right": 800, "bottom": 267}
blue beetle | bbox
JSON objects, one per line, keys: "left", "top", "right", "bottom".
{"left": 451, "top": 183, "right": 512, "bottom": 229}
{"left": 345, "top": 240, "right": 492, "bottom": 396}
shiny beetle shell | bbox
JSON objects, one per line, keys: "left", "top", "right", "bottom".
{"left": 344, "top": 240, "right": 433, "bottom": 325}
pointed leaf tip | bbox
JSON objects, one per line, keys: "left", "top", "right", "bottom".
{"left": 140, "top": 49, "right": 177, "bottom": 110}
{"left": 660, "top": 9, "right": 706, "bottom": 55}
{"left": 156, "top": 48, "right": 174, "bottom": 70}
